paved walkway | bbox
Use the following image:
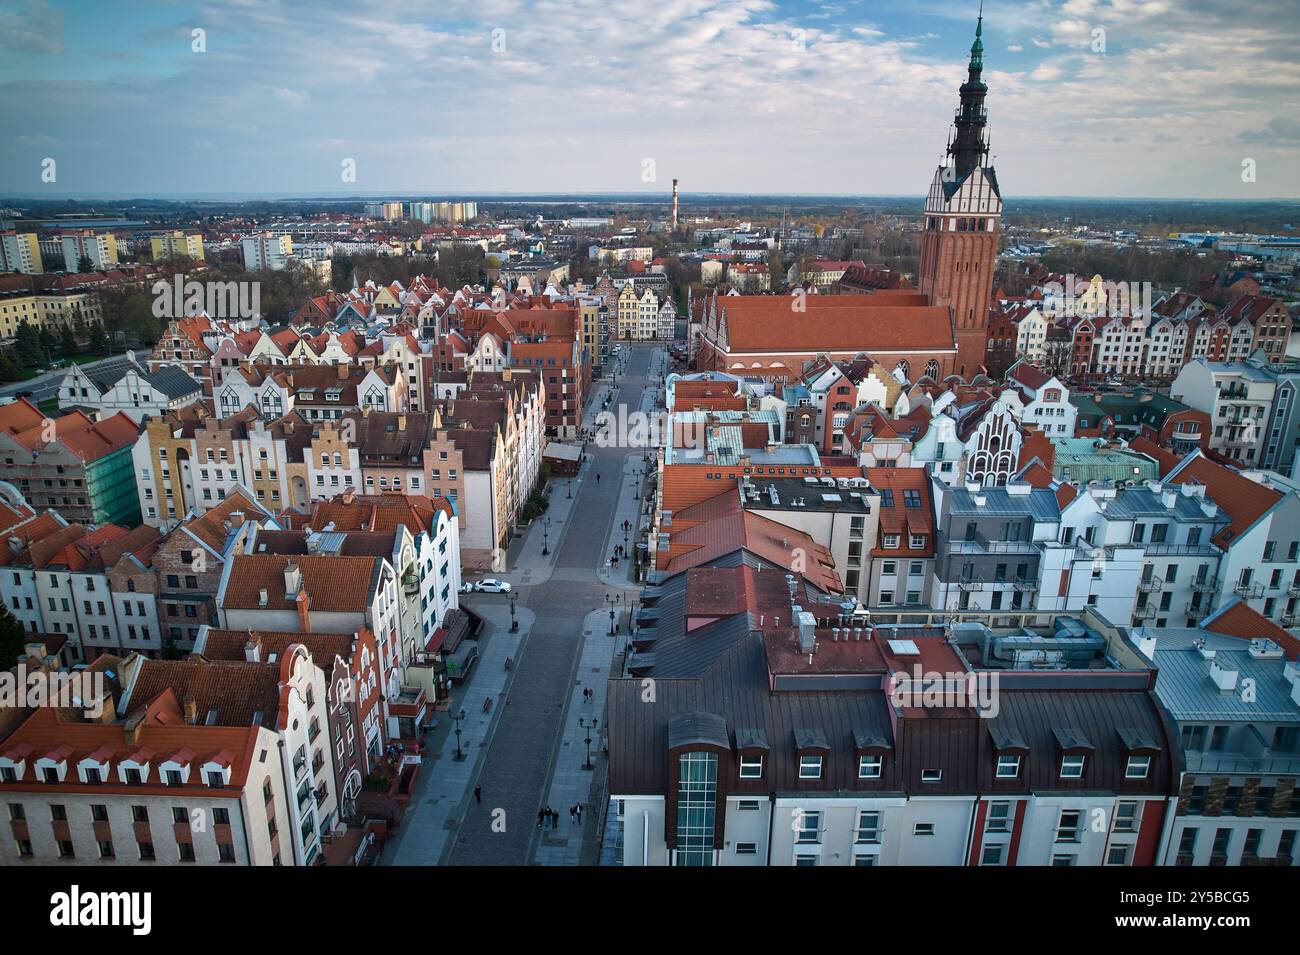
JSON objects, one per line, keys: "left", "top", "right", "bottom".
{"left": 530, "top": 609, "right": 621, "bottom": 865}
{"left": 383, "top": 342, "right": 666, "bottom": 866}
{"left": 383, "top": 602, "right": 530, "bottom": 865}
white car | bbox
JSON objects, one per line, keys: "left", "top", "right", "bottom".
{"left": 459, "top": 582, "right": 475, "bottom": 594}
{"left": 474, "top": 578, "right": 512, "bottom": 593}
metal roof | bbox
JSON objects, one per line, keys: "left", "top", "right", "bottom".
{"left": 1152, "top": 630, "right": 1300, "bottom": 723}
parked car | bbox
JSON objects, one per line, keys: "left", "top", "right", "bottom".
{"left": 1104, "top": 375, "right": 1125, "bottom": 387}
{"left": 459, "top": 582, "right": 475, "bottom": 594}
{"left": 474, "top": 578, "right": 512, "bottom": 593}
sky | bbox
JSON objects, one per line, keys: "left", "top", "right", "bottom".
{"left": 1, "top": 0, "right": 1297, "bottom": 199}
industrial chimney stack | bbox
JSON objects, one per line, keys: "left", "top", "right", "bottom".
{"left": 671, "top": 178, "right": 679, "bottom": 231}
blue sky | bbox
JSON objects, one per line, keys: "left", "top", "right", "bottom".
{"left": 1, "top": 0, "right": 1297, "bottom": 199}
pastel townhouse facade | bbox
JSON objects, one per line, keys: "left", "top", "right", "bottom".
{"left": 0, "top": 648, "right": 335, "bottom": 866}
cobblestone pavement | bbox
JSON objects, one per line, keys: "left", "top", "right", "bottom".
{"left": 402, "top": 342, "right": 664, "bottom": 866}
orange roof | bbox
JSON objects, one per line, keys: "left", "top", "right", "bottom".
{"left": 867, "top": 467, "right": 934, "bottom": 557}
{"left": 1167, "top": 452, "right": 1283, "bottom": 549}
{"left": 222, "top": 554, "right": 382, "bottom": 613}
{"left": 0, "top": 700, "right": 261, "bottom": 794}
{"left": 716, "top": 295, "right": 955, "bottom": 353}
{"left": 1129, "top": 435, "right": 1182, "bottom": 477}
{"left": 1203, "top": 598, "right": 1300, "bottom": 660}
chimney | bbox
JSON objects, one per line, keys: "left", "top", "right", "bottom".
{"left": 284, "top": 562, "right": 302, "bottom": 598}
{"left": 1133, "top": 632, "right": 1157, "bottom": 661}
{"left": 1209, "top": 660, "right": 1238, "bottom": 691}
{"left": 337, "top": 362, "right": 348, "bottom": 380}
{"left": 296, "top": 588, "right": 311, "bottom": 632}
{"left": 398, "top": 414, "right": 407, "bottom": 431}
{"left": 244, "top": 633, "right": 261, "bottom": 662}
{"left": 343, "top": 486, "right": 356, "bottom": 505}
{"left": 230, "top": 510, "right": 246, "bottom": 528}
{"left": 182, "top": 693, "right": 198, "bottom": 725}
{"left": 1161, "top": 489, "right": 1177, "bottom": 510}
{"left": 258, "top": 587, "right": 269, "bottom": 607}
{"left": 797, "top": 610, "right": 817, "bottom": 655}
{"left": 123, "top": 711, "right": 146, "bottom": 747}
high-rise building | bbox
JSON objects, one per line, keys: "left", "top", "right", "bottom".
{"left": 241, "top": 232, "right": 293, "bottom": 270}
{"left": 60, "top": 229, "right": 119, "bottom": 272}
{"left": 149, "top": 230, "right": 205, "bottom": 261}
{"left": 917, "top": 13, "right": 1000, "bottom": 380}
{"left": 0, "top": 230, "right": 42, "bottom": 274}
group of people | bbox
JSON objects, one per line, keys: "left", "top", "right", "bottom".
{"left": 536, "top": 805, "right": 584, "bottom": 828}
{"left": 533, "top": 805, "right": 585, "bottom": 831}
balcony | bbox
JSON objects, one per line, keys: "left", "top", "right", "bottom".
{"left": 1012, "top": 577, "right": 1038, "bottom": 593}
{"left": 1133, "top": 603, "right": 1158, "bottom": 621}
{"left": 1137, "top": 575, "right": 1163, "bottom": 594}
{"left": 1183, "top": 752, "right": 1300, "bottom": 775}
{"left": 1287, "top": 584, "right": 1300, "bottom": 599}
{"left": 1190, "top": 576, "right": 1219, "bottom": 594}
{"left": 958, "top": 577, "right": 985, "bottom": 592}
{"left": 1143, "top": 543, "right": 1218, "bottom": 557}
{"left": 1282, "top": 613, "right": 1300, "bottom": 628}
{"left": 1235, "top": 582, "right": 1265, "bottom": 600}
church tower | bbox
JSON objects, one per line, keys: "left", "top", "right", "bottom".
{"left": 918, "top": 10, "right": 1001, "bottom": 381}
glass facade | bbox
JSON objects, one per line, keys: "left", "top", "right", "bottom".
{"left": 675, "top": 751, "right": 717, "bottom": 866}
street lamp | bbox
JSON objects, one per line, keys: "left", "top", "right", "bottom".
{"left": 452, "top": 709, "right": 467, "bottom": 761}
{"left": 541, "top": 516, "right": 552, "bottom": 556}
{"left": 509, "top": 592, "right": 518, "bottom": 633}
{"left": 605, "top": 593, "right": 621, "bottom": 635}
{"left": 579, "top": 717, "right": 598, "bottom": 771}
{"left": 567, "top": 478, "right": 572, "bottom": 499}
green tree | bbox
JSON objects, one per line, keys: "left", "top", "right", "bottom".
{"left": 0, "top": 604, "right": 27, "bottom": 664}
{"left": 0, "top": 355, "right": 20, "bottom": 384}
{"left": 59, "top": 325, "right": 78, "bottom": 357}
{"left": 88, "top": 321, "right": 109, "bottom": 354}
{"left": 76, "top": 254, "right": 94, "bottom": 273}
{"left": 13, "top": 321, "right": 43, "bottom": 369}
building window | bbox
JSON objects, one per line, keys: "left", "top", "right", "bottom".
{"left": 1114, "top": 801, "right": 1139, "bottom": 833}
{"left": 1056, "top": 810, "right": 1082, "bottom": 843}
{"left": 675, "top": 751, "right": 717, "bottom": 867}
{"left": 996, "top": 755, "right": 1021, "bottom": 778}
{"left": 854, "top": 811, "right": 880, "bottom": 844}
{"left": 1125, "top": 756, "right": 1151, "bottom": 779}
{"left": 738, "top": 755, "right": 764, "bottom": 779}
{"left": 1060, "top": 755, "right": 1086, "bottom": 779}
{"left": 913, "top": 823, "right": 935, "bottom": 836}
{"left": 795, "top": 810, "right": 821, "bottom": 844}
{"left": 858, "top": 755, "right": 882, "bottom": 779}
{"left": 981, "top": 843, "right": 1005, "bottom": 866}
{"left": 921, "top": 769, "right": 942, "bottom": 783}
{"left": 986, "top": 801, "right": 1012, "bottom": 833}
{"left": 798, "top": 755, "right": 823, "bottom": 779}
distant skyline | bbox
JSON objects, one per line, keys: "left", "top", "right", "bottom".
{"left": 2, "top": 0, "right": 1298, "bottom": 200}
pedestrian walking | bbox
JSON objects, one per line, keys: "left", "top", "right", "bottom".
{"left": 576, "top": 804, "right": 583, "bottom": 824}
{"left": 537, "top": 808, "right": 546, "bottom": 827}
{"left": 474, "top": 784, "right": 482, "bottom": 804}
{"left": 550, "top": 809, "right": 559, "bottom": 829}
{"left": 569, "top": 805, "right": 577, "bottom": 824}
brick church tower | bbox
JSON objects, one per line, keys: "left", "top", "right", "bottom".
{"left": 918, "top": 10, "right": 1001, "bottom": 381}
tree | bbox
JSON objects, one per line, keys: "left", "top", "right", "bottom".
{"left": 0, "top": 355, "right": 20, "bottom": 384}
{"left": 0, "top": 604, "right": 26, "bottom": 665}
{"left": 88, "top": 321, "right": 109, "bottom": 354}
{"left": 76, "top": 254, "right": 94, "bottom": 273}
{"left": 13, "top": 321, "right": 44, "bottom": 369}
{"left": 59, "top": 325, "right": 78, "bottom": 357}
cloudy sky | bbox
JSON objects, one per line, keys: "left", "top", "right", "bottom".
{"left": 1, "top": 0, "right": 1297, "bottom": 199}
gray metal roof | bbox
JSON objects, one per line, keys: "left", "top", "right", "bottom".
{"left": 1152, "top": 630, "right": 1300, "bottom": 723}
{"left": 146, "top": 365, "right": 202, "bottom": 399}
{"left": 946, "top": 485, "right": 1061, "bottom": 520}
{"left": 1099, "top": 487, "right": 1228, "bottom": 525}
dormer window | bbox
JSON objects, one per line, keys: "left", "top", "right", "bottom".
{"left": 1060, "top": 755, "right": 1086, "bottom": 778}
{"left": 738, "top": 755, "right": 763, "bottom": 779}
{"left": 799, "top": 755, "right": 823, "bottom": 779}
{"left": 1125, "top": 756, "right": 1151, "bottom": 779}
{"left": 996, "top": 755, "right": 1021, "bottom": 778}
